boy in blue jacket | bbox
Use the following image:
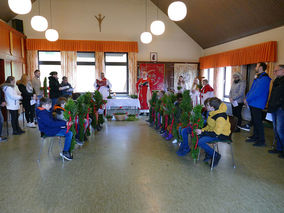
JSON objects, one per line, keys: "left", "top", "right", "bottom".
{"left": 245, "top": 62, "right": 271, "bottom": 146}
{"left": 36, "top": 97, "right": 73, "bottom": 161}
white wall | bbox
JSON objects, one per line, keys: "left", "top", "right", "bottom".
{"left": 17, "top": 0, "right": 202, "bottom": 62}
{"left": 204, "top": 26, "right": 284, "bottom": 64}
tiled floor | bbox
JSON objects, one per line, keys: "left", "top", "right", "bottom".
{"left": 0, "top": 119, "right": 283, "bottom": 213}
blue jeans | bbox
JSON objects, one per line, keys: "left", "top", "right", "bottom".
{"left": 198, "top": 136, "right": 219, "bottom": 157}
{"left": 181, "top": 127, "right": 192, "bottom": 149}
{"left": 51, "top": 98, "right": 58, "bottom": 108}
{"left": 271, "top": 108, "right": 284, "bottom": 151}
{"left": 36, "top": 95, "right": 43, "bottom": 107}
{"left": 56, "top": 129, "right": 73, "bottom": 152}
{"left": 0, "top": 108, "right": 3, "bottom": 136}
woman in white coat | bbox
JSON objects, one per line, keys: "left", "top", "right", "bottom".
{"left": 1, "top": 76, "right": 24, "bottom": 135}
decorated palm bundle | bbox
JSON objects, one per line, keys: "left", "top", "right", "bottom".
{"left": 189, "top": 104, "right": 204, "bottom": 159}
{"left": 149, "top": 91, "right": 158, "bottom": 124}
{"left": 63, "top": 98, "right": 77, "bottom": 151}
{"left": 180, "top": 90, "right": 192, "bottom": 128}
{"left": 43, "top": 77, "right": 48, "bottom": 98}
{"left": 76, "top": 95, "right": 88, "bottom": 142}
{"left": 93, "top": 90, "right": 106, "bottom": 125}
{"left": 83, "top": 92, "right": 93, "bottom": 136}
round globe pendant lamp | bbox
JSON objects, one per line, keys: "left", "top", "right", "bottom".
{"left": 8, "top": 0, "right": 32, "bottom": 15}
{"left": 140, "top": 32, "right": 152, "bottom": 44}
{"left": 150, "top": 1, "right": 165, "bottom": 36}
{"left": 168, "top": 1, "right": 187, "bottom": 21}
{"left": 31, "top": 0, "right": 48, "bottom": 32}
{"left": 140, "top": 0, "right": 152, "bottom": 44}
{"left": 31, "top": 16, "right": 48, "bottom": 32}
{"left": 150, "top": 20, "right": 165, "bottom": 35}
{"left": 45, "top": 0, "right": 59, "bottom": 42}
{"left": 45, "top": 29, "right": 59, "bottom": 42}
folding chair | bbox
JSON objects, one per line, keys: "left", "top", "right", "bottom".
{"left": 198, "top": 116, "right": 237, "bottom": 171}
{"left": 37, "top": 132, "right": 65, "bottom": 162}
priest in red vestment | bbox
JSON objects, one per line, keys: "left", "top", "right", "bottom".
{"left": 200, "top": 79, "right": 214, "bottom": 105}
{"left": 136, "top": 72, "right": 152, "bottom": 114}
{"left": 95, "top": 72, "right": 112, "bottom": 100}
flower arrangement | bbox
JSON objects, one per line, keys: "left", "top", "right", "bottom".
{"left": 106, "top": 115, "right": 113, "bottom": 121}
{"left": 130, "top": 94, "right": 138, "bottom": 99}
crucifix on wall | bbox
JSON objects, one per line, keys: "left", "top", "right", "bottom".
{"left": 95, "top": 14, "right": 105, "bottom": 32}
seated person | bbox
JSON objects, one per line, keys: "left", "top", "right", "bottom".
{"left": 177, "top": 98, "right": 210, "bottom": 156}
{"left": 195, "top": 97, "right": 231, "bottom": 167}
{"left": 36, "top": 97, "right": 73, "bottom": 161}
{"left": 60, "top": 76, "right": 73, "bottom": 98}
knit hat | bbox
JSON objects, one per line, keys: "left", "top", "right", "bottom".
{"left": 233, "top": 72, "right": 242, "bottom": 80}
{"left": 50, "top": 71, "right": 58, "bottom": 76}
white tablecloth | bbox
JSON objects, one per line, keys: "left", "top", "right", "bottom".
{"left": 106, "top": 98, "right": 140, "bottom": 109}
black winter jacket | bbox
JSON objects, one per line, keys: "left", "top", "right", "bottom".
{"left": 268, "top": 76, "right": 284, "bottom": 112}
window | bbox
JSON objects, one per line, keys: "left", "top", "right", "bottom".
{"left": 203, "top": 68, "right": 214, "bottom": 87}
{"left": 223, "top": 66, "right": 232, "bottom": 102}
{"left": 38, "top": 51, "right": 61, "bottom": 84}
{"left": 104, "top": 53, "right": 128, "bottom": 94}
{"left": 76, "top": 52, "right": 96, "bottom": 92}
{"left": 209, "top": 68, "right": 214, "bottom": 87}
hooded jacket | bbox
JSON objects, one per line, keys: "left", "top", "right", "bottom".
{"left": 1, "top": 83, "right": 22, "bottom": 110}
{"left": 49, "top": 76, "right": 61, "bottom": 99}
{"left": 36, "top": 107, "right": 66, "bottom": 136}
{"left": 229, "top": 72, "right": 246, "bottom": 103}
{"left": 17, "top": 83, "right": 35, "bottom": 108}
{"left": 201, "top": 103, "right": 231, "bottom": 140}
{"left": 246, "top": 72, "right": 271, "bottom": 109}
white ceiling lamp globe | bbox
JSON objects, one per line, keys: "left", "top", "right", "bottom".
{"left": 168, "top": 1, "right": 187, "bottom": 21}
{"left": 150, "top": 20, "right": 165, "bottom": 36}
{"left": 31, "top": 16, "right": 48, "bottom": 32}
{"left": 45, "top": 29, "right": 59, "bottom": 42}
{"left": 8, "top": 0, "right": 32, "bottom": 15}
{"left": 140, "top": 32, "right": 152, "bottom": 44}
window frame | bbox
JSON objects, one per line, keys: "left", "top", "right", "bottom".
{"left": 223, "top": 66, "right": 232, "bottom": 102}
{"left": 76, "top": 51, "right": 96, "bottom": 66}
{"left": 38, "top": 50, "right": 61, "bottom": 66}
{"left": 104, "top": 52, "right": 129, "bottom": 95}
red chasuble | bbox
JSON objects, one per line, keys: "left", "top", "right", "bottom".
{"left": 136, "top": 78, "right": 151, "bottom": 110}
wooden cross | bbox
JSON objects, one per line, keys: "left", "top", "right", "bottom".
{"left": 95, "top": 13, "right": 105, "bottom": 32}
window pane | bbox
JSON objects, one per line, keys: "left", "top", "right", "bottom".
{"left": 75, "top": 65, "right": 96, "bottom": 92}
{"left": 105, "top": 53, "right": 127, "bottom": 62}
{"left": 217, "top": 67, "right": 224, "bottom": 100}
{"left": 225, "top": 66, "right": 232, "bottom": 96}
{"left": 203, "top": 69, "right": 208, "bottom": 80}
{"left": 105, "top": 65, "right": 127, "bottom": 93}
{"left": 38, "top": 51, "right": 61, "bottom": 61}
{"left": 77, "top": 52, "right": 95, "bottom": 62}
{"left": 209, "top": 68, "right": 214, "bottom": 87}
{"left": 39, "top": 65, "right": 62, "bottom": 86}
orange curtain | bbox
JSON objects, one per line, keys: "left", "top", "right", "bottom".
{"left": 26, "top": 39, "right": 138, "bottom": 53}
{"left": 128, "top": 52, "right": 138, "bottom": 95}
{"left": 61, "top": 51, "right": 77, "bottom": 86}
{"left": 26, "top": 50, "right": 38, "bottom": 79}
{"left": 95, "top": 52, "right": 105, "bottom": 80}
{"left": 199, "top": 41, "right": 277, "bottom": 69}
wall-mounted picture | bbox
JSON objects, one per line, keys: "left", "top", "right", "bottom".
{"left": 150, "top": 52, "right": 158, "bottom": 62}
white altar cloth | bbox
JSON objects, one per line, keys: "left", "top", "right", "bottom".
{"left": 106, "top": 98, "right": 140, "bottom": 109}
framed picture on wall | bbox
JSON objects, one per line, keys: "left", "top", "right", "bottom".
{"left": 150, "top": 52, "right": 158, "bottom": 62}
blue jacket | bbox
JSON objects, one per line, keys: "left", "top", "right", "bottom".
{"left": 246, "top": 72, "right": 271, "bottom": 109}
{"left": 36, "top": 107, "right": 66, "bottom": 136}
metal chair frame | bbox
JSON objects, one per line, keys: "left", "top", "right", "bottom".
{"left": 37, "top": 134, "right": 65, "bottom": 162}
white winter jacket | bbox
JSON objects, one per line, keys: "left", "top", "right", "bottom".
{"left": 2, "top": 85, "right": 22, "bottom": 110}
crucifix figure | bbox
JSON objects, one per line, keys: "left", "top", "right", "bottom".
{"left": 95, "top": 14, "right": 105, "bottom": 32}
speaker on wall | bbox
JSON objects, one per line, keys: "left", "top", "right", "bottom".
{"left": 11, "top": 19, "right": 24, "bottom": 34}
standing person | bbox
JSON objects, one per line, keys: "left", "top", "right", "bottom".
{"left": 176, "top": 76, "right": 187, "bottom": 93}
{"left": 95, "top": 72, "right": 112, "bottom": 100}
{"left": 49, "top": 72, "right": 66, "bottom": 107}
{"left": 136, "top": 71, "right": 152, "bottom": 115}
{"left": 267, "top": 64, "right": 284, "bottom": 157}
{"left": 191, "top": 77, "right": 201, "bottom": 106}
{"left": 16, "top": 74, "right": 37, "bottom": 128}
{"left": 245, "top": 62, "right": 271, "bottom": 146}
{"left": 0, "top": 90, "right": 8, "bottom": 142}
{"left": 200, "top": 79, "right": 214, "bottom": 105}
{"left": 1, "top": 76, "right": 24, "bottom": 135}
{"left": 31, "top": 69, "right": 42, "bottom": 106}
{"left": 60, "top": 76, "right": 73, "bottom": 98}
{"left": 229, "top": 72, "right": 246, "bottom": 132}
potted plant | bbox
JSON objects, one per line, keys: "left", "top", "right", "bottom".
{"left": 106, "top": 115, "right": 113, "bottom": 121}
{"left": 114, "top": 112, "right": 127, "bottom": 121}
{"left": 127, "top": 114, "right": 139, "bottom": 121}
{"left": 130, "top": 94, "right": 138, "bottom": 99}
